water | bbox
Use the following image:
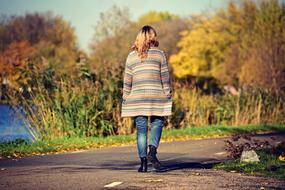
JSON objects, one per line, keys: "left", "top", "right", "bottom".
{"left": 0, "top": 104, "right": 37, "bottom": 143}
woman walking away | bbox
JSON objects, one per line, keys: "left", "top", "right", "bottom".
{"left": 121, "top": 25, "right": 173, "bottom": 172}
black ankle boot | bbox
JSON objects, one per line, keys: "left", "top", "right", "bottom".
{"left": 147, "top": 145, "right": 162, "bottom": 170}
{"left": 138, "top": 157, "right": 147, "bottom": 172}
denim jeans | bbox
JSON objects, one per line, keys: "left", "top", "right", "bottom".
{"left": 134, "top": 115, "right": 165, "bottom": 158}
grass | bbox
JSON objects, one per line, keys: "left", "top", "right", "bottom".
{"left": 0, "top": 124, "right": 285, "bottom": 159}
{"left": 214, "top": 143, "right": 285, "bottom": 180}
{"left": 8, "top": 79, "right": 285, "bottom": 140}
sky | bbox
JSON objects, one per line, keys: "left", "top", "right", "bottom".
{"left": 0, "top": 0, "right": 226, "bottom": 53}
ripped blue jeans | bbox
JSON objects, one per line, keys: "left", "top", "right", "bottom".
{"left": 134, "top": 115, "right": 165, "bottom": 158}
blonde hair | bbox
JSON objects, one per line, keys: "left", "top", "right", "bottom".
{"left": 131, "top": 25, "right": 159, "bottom": 59}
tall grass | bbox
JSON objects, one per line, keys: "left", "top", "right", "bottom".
{"left": 4, "top": 67, "right": 285, "bottom": 141}
{"left": 171, "top": 84, "right": 285, "bottom": 128}
{"left": 7, "top": 71, "right": 134, "bottom": 140}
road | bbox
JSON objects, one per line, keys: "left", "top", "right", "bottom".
{"left": 0, "top": 133, "right": 285, "bottom": 190}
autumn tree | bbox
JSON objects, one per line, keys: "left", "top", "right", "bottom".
{"left": 0, "top": 12, "right": 58, "bottom": 52}
{"left": 138, "top": 11, "right": 189, "bottom": 57}
{"left": 169, "top": 8, "right": 239, "bottom": 79}
{"left": 170, "top": 0, "right": 285, "bottom": 91}
{"left": 239, "top": 0, "right": 285, "bottom": 91}
{"left": 137, "top": 11, "right": 179, "bottom": 25}
{"left": 0, "top": 41, "right": 34, "bottom": 91}
{"left": 89, "top": 5, "right": 135, "bottom": 78}
{"left": 0, "top": 12, "right": 79, "bottom": 94}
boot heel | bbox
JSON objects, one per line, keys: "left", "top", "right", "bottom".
{"left": 138, "top": 157, "right": 148, "bottom": 172}
{"left": 147, "top": 145, "right": 162, "bottom": 170}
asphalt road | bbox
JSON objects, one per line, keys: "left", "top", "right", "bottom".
{"left": 0, "top": 133, "right": 285, "bottom": 190}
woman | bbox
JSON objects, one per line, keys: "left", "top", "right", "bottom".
{"left": 121, "top": 25, "right": 173, "bottom": 172}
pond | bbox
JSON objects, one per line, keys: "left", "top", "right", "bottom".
{"left": 0, "top": 104, "right": 37, "bottom": 143}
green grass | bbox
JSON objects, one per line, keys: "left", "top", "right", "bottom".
{"left": 0, "top": 124, "right": 285, "bottom": 159}
{"left": 162, "top": 124, "right": 285, "bottom": 139}
{"left": 0, "top": 134, "right": 136, "bottom": 158}
{"left": 214, "top": 143, "right": 285, "bottom": 180}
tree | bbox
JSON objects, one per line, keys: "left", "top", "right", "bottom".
{"left": 169, "top": 9, "right": 239, "bottom": 79}
{"left": 239, "top": 0, "right": 285, "bottom": 91}
{"left": 90, "top": 5, "right": 132, "bottom": 46}
{"left": 89, "top": 5, "right": 134, "bottom": 76}
{"left": 138, "top": 11, "right": 178, "bottom": 25}
{"left": 0, "top": 12, "right": 79, "bottom": 93}
{"left": 170, "top": 0, "right": 285, "bottom": 91}
{"left": 0, "top": 41, "right": 34, "bottom": 91}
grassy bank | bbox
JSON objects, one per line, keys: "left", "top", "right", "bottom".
{"left": 1, "top": 124, "right": 285, "bottom": 159}
{"left": 214, "top": 143, "right": 285, "bottom": 180}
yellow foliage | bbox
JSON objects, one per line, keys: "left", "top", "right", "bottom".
{"left": 278, "top": 154, "right": 285, "bottom": 161}
{"left": 138, "top": 11, "right": 178, "bottom": 25}
{"left": 170, "top": 10, "right": 241, "bottom": 78}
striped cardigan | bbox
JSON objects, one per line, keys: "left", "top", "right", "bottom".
{"left": 121, "top": 46, "right": 173, "bottom": 117}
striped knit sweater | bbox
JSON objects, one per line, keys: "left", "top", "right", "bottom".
{"left": 121, "top": 46, "right": 173, "bottom": 117}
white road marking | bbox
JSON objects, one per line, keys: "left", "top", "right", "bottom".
{"left": 214, "top": 151, "right": 227, "bottom": 155}
{"left": 104, "top": 182, "right": 123, "bottom": 188}
{"left": 69, "top": 150, "right": 87, "bottom": 154}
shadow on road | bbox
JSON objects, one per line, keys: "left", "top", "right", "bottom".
{"left": 37, "top": 155, "right": 227, "bottom": 174}
{"left": 157, "top": 158, "right": 224, "bottom": 173}
{"left": 91, "top": 154, "right": 228, "bottom": 173}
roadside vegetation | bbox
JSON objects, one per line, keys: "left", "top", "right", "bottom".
{"left": 215, "top": 142, "right": 285, "bottom": 180}
{"left": 214, "top": 132, "right": 285, "bottom": 179}
{"left": 1, "top": 124, "right": 284, "bottom": 159}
